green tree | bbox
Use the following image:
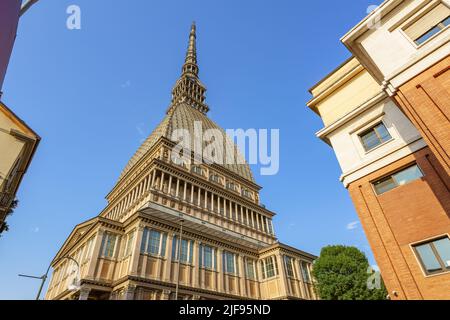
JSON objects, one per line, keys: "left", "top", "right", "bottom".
{"left": 312, "top": 245, "right": 387, "bottom": 300}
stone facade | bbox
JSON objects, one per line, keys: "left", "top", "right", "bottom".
{"left": 45, "top": 23, "right": 317, "bottom": 301}
{"left": 0, "top": 101, "right": 40, "bottom": 231}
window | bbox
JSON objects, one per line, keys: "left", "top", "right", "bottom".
{"left": 284, "top": 256, "right": 295, "bottom": 277}
{"left": 242, "top": 189, "right": 252, "bottom": 199}
{"left": 141, "top": 228, "right": 167, "bottom": 257}
{"left": 359, "top": 122, "right": 392, "bottom": 152}
{"left": 223, "top": 251, "right": 236, "bottom": 275}
{"left": 404, "top": 3, "right": 450, "bottom": 45}
{"left": 261, "top": 256, "right": 278, "bottom": 279}
{"left": 300, "top": 261, "right": 311, "bottom": 283}
{"left": 245, "top": 258, "right": 256, "bottom": 280}
{"left": 172, "top": 236, "right": 194, "bottom": 264}
{"left": 226, "top": 182, "right": 236, "bottom": 191}
{"left": 192, "top": 166, "right": 203, "bottom": 175}
{"left": 199, "top": 244, "right": 216, "bottom": 270}
{"left": 100, "top": 233, "right": 117, "bottom": 258}
{"left": 414, "top": 237, "right": 450, "bottom": 275}
{"left": 124, "top": 232, "right": 135, "bottom": 257}
{"left": 210, "top": 174, "right": 220, "bottom": 184}
{"left": 373, "top": 164, "right": 423, "bottom": 195}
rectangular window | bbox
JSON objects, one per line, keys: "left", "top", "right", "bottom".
{"left": 245, "top": 259, "right": 256, "bottom": 280}
{"left": 223, "top": 251, "right": 236, "bottom": 274}
{"left": 404, "top": 3, "right": 450, "bottom": 45}
{"left": 300, "top": 261, "right": 311, "bottom": 283}
{"left": 265, "top": 256, "right": 276, "bottom": 278}
{"left": 284, "top": 256, "right": 295, "bottom": 277}
{"left": 373, "top": 164, "right": 423, "bottom": 195}
{"left": 359, "top": 122, "right": 392, "bottom": 152}
{"left": 414, "top": 237, "right": 450, "bottom": 275}
{"left": 172, "top": 236, "right": 192, "bottom": 264}
{"left": 140, "top": 228, "right": 167, "bottom": 257}
{"left": 124, "top": 232, "right": 135, "bottom": 257}
{"left": 148, "top": 230, "right": 161, "bottom": 255}
{"left": 101, "top": 233, "right": 117, "bottom": 258}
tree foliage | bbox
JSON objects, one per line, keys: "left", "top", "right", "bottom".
{"left": 312, "top": 245, "right": 387, "bottom": 300}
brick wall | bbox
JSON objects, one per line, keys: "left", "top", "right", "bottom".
{"left": 348, "top": 147, "right": 450, "bottom": 300}
{"left": 394, "top": 56, "right": 450, "bottom": 176}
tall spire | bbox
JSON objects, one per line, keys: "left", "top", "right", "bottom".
{"left": 169, "top": 22, "right": 209, "bottom": 114}
{"left": 182, "top": 22, "right": 198, "bottom": 76}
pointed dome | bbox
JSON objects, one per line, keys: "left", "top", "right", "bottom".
{"left": 118, "top": 23, "right": 254, "bottom": 183}
{"left": 118, "top": 103, "right": 255, "bottom": 182}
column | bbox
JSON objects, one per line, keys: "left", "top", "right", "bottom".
{"left": 160, "top": 289, "right": 171, "bottom": 300}
{"left": 86, "top": 229, "right": 105, "bottom": 280}
{"left": 190, "top": 184, "right": 194, "bottom": 203}
{"left": 238, "top": 255, "right": 246, "bottom": 296}
{"left": 223, "top": 198, "right": 227, "bottom": 217}
{"left": 176, "top": 178, "right": 180, "bottom": 198}
{"left": 123, "top": 285, "right": 136, "bottom": 300}
{"left": 217, "top": 248, "right": 224, "bottom": 292}
{"left": 192, "top": 241, "right": 199, "bottom": 287}
{"left": 78, "top": 287, "right": 91, "bottom": 300}
{"left": 160, "top": 172, "right": 165, "bottom": 191}
{"left": 151, "top": 170, "right": 157, "bottom": 189}
{"left": 183, "top": 181, "right": 187, "bottom": 201}
{"left": 294, "top": 259, "right": 308, "bottom": 299}
{"left": 276, "top": 254, "right": 289, "bottom": 298}
{"left": 163, "top": 233, "right": 175, "bottom": 282}
{"left": 129, "top": 226, "right": 144, "bottom": 276}
{"left": 217, "top": 196, "right": 220, "bottom": 214}
{"left": 168, "top": 175, "right": 173, "bottom": 195}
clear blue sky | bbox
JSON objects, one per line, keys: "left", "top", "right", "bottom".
{"left": 0, "top": 0, "right": 382, "bottom": 299}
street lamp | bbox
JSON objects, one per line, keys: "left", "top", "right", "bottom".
{"left": 174, "top": 218, "right": 184, "bottom": 300}
{"left": 19, "top": 256, "right": 80, "bottom": 300}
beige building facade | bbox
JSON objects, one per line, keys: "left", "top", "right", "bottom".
{"left": 308, "top": 0, "right": 450, "bottom": 300}
{"left": 45, "top": 24, "right": 317, "bottom": 301}
{"left": 0, "top": 101, "right": 40, "bottom": 233}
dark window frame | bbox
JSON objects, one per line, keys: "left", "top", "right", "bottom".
{"left": 414, "top": 15, "right": 450, "bottom": 45}
{"left": 372, "top": 163, "right": 424, "bottom": 195}
{"left": 412, "top": 236, "right": 450, "bottom": 276}
{"left": 358, "top": 121, "right": 393, "bottom": 152}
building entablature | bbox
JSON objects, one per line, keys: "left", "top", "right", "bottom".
{"left": 341, "top": 0, "right": 450, "bottom": 91}
{"left": 46, "top": 213, "right": 316, "bottom": 301}
{"left": 106, "top": 137, "right": 262, "bottom": 205}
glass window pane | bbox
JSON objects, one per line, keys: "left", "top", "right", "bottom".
{"left": 393, "top": 165, "right": 423, "bottom": 186}
{"left": 374, "top": 177, "right": 397, "bottom": 195}
{"left": 245, "top": 260, "right": 255, "bottom": 279}
{"left": 434, "top": 238, "right": 450, "bottom": 268}
{"left": 361, "top": 130, "right": 380, "bottom": 151}
{"left": 415, "top": 26, "right": 441, "bottom": 44}
{"left": 204, "top": 246, "right": 213, "bottom": 269}
{"left": 148, "top": 230, "right": 161, "bottom": 255}
{"left": 180, "top": 239, "right": 189, "bottom": 262}
{"left": 266, "top": 257, "right": 275, "bottom": 278}
{"left": 375, "top": 123, "right": 392, "bottom": 143}
{"left": 442, "top": 16, "right": 450, "bottom": 27}
{"left": 284, "top": 256, "right": 294, "bottom": 277}
{"left": 141, "top": 229, "right": 148, "bottom": 253}
{"left": 416, "top": 244, "right": 442, "bottom": 273}
{"left": 301, "top": 261, "right": 311, "bottom": 282}
{"left": 225, "top": 252, "right": 235, "bottom": 274}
